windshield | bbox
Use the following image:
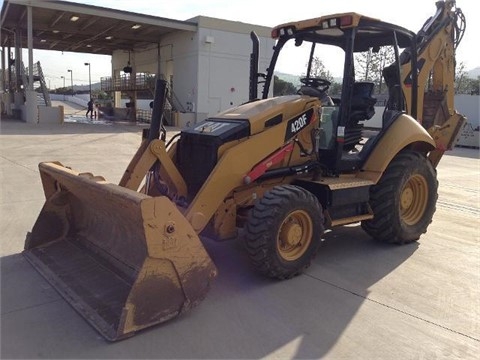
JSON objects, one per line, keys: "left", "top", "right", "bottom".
{"left": 264, "top": 37, "right": 346, "bottom": 98}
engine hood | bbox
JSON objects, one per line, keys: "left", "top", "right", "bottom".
{"left": 212, "top": 95, "right": 321, "bottom": 135}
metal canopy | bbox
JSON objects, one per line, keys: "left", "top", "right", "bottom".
{"left": 1, "top": 0, "right": 197, "bottom": 55}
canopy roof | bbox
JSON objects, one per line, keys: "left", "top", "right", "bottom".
{"left": 1, "top": 0, "right": 197, "bottom": 55}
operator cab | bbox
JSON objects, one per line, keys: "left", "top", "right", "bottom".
{"left": 251, "top": 12, "right": 417, "bottom": 174}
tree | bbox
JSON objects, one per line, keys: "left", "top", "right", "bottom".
{"left": 273, "top": 76, "right": 297, "bottom": 96}
{"left": 51, "top": 87, "right": 70, "bottom": 94}
{"left": 308, "top": 57, "right": 334, "bottom": 82}
{"left": 454, "top": 62, "right": 480, "bottom": 94}
{"left": 329, "top": 82, "right": 342, "bottom": 96}
{"left": 304, "top": 57, "right": 341, "bottom": 95}
{"left": 467, "top": 77, "right": 480, "bottom": 95}
{"left": 354, "top": 46, "right": 395, "bottom": 94}
{"left": 355, "top": 49, "right": 374, "bottom": 82}
{"left": 455, "top": 62, "right": 467, "bottom": 93}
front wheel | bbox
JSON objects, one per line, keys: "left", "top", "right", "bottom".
{"left": 362, "top": 150, "right": 438, "bottom": 244}
{"left": 244, "top": 185, "right": 324, "bottom": 279}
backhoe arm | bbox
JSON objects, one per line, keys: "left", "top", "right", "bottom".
{"left": 400, "top": 0, "right": 466, "bottom": 165}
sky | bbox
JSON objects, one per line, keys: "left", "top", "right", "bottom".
{"left": 10, "top": 0, "right": 480, "bottom": 89}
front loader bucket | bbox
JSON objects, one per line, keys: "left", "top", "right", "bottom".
{"left": 24, "top": 162, "right": 217, "bottom": 341}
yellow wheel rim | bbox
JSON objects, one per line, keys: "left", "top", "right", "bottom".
{"left": 277, "top": 210, "right": 313, "bottom": 261}
{"left": 400, "top": 174, "right": 428, "bottom": 225}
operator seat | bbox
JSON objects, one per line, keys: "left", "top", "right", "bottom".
{"left": 349, "top": 82, "right": 377, "bottom": 123}
{"left": 343, "top": 82, "right": 377, "bottom": 151}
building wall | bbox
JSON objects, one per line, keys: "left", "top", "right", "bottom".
{"left": 455, "top": 94, "right": 479, "bottom": 127}
{"left": 194, "top": 17, "right": 274, "bottom": 121}
{"left": 160, "top": 30, "right": 200, "bottom": 113}
{"left": 110, "top": 16, "right": 275, "bottom": 123}
{"left": 365, "top": 95, "right": 479, "bottom": 134}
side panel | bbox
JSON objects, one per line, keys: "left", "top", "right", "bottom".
{"left": 358, "top": 114, "right": 436, "bottom": 183}
{"left": 185, "top": 104, "right": 320, "bottom": 233}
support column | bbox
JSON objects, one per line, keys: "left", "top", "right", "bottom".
{"left": 1, "top": 47, "right": 5, "bottom": 92}
{"left": 25, "top": 5, "right": 38, "bottom": 123}
{"left": 113, "top": 69, "right": 121, "bottom": 110}
{"left": 157, "top": 43, "right": 161, "bottom": 75}
{"left": 0, "top": 47, "right": 6, "bottom": 115}
{"left": 14, "top": 28, "right": 22, "bottom": 109}
{"left": 6, "top": 43, "right": 13, "bottom": 115}
{"left": 14, "top": 29, "right": 21, "bottom": 91}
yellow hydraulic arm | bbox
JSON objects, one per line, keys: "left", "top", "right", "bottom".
{"left": 400, "top": 0, "right": 466, "bottom": 166}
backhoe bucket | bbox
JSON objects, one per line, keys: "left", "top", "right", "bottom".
{"left": 24, "top": 162, "right": 217, "bottom": 341}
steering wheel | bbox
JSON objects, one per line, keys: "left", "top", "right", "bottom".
{"left": 300, "top": 77, "right": 331, "bottom": 92}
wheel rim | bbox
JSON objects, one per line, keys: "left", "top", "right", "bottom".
{"left": 277, "top": 210, "right": 313, "bottom": 261}
{"left": 400, "top": 174, "right": 428, "bottom": 225}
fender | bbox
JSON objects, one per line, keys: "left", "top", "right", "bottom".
{"left": 359, "top": 114, "right": 436, "bottom": 183}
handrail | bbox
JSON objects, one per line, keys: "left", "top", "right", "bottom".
{"left": 100, "top": 74, "right": 156, "bottom": 92}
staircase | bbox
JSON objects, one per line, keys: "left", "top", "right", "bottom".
{"left": 101, "top": 73, "right": 185, "bottom": 125}
{"left": 21, "top": 61, "right": 51, "bottom": 106}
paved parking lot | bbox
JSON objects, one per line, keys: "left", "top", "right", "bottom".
{"left": 1, "top": 118, "right": 479, "bottom": 359}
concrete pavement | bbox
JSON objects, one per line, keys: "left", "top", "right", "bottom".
{"left": 0, "top": 118, "right": 479, "bottom": 359}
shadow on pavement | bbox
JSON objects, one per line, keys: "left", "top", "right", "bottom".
{"left": 0, "top": 224, "right": 417, "bottom": 359}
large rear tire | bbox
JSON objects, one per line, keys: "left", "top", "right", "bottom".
{"left": 244, "top": 185, "right": 324, "bottom": 279}
{"left": 361, "top": 150, "right": 438, "bottom": 244}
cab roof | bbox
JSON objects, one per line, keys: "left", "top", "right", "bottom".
{"left": 272, "top": 12, "right": 416, "bottom": 51}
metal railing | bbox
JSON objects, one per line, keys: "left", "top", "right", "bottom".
{"left": 136, "top": 109, "right": 152, "bottom": 123}
{"left": 100, "top": 73, "right": 182, "bottom": 124}
{"left": 100, "top": 74, "right": 156, "bottom": 92}
{"left": 136, "top": 108, "right": 175, "bottom": 126}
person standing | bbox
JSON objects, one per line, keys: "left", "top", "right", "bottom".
{"left": 86, "top": 99, "right": 94, "bottom": 118}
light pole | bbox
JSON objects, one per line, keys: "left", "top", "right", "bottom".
{"left": 84, "top": 62, "right": 91, "bottom": 99}
{"left": 67, "top": 69, "right": 73, "bottom": 96}
{"left": 61, "top": 75, "right": 65, "bottom": 100}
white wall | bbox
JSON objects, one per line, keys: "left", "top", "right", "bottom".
{"left": 50, "top": 93, "right": 89, "bottom": 107}
{"left": 161, "top": 31, "right": 199, "bottom": 113}
{"left": 195, "top": 25, "right": 274, "bottom": 120}
{"left": 112, "top": 42, "right": 176, "bottom": 76}
{"left": 38, "top": 105, "right": 63, "bottom": 124}
{"left": 109, "top": 16, "right": 274, "bottom": 123}
{"left": 364, "top": 95, "right": 479, "bottom": 130}
{"left": 455, "top": 94, "right": 479, "bottom": 127}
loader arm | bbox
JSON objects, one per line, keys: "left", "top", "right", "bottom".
{"left": 119, "top": 138, "right": 188, "bottom": 199}
{"left": 119, "top": 78, "right": 188, "bottom": 199}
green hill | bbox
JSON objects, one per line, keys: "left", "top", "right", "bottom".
{"left": 275, "top": 72, "right": 302, "bottom": 87}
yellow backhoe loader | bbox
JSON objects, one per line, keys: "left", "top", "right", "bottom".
{"left": 25, "top": 0, "right": 466, "bottom": 341}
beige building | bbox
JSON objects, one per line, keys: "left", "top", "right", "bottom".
{"left": 1, "top": 0, "right": 275, "bottom": 124}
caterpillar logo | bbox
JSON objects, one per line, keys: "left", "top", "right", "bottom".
{"left": 285, "top": 109, "right": 314, "bottom": 141}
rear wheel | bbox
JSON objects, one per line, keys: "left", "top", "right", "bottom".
{"left": 244, "top": 185, "right": 324, "bottom": 279}
{"left": 361, "top": 150, "right": 438, "bottom": 244}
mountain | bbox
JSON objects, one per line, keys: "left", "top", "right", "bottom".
{"left": 275, "top": 71, "right": 302, "bottom": 87}
{"left": 467, "top": 67, "right": 480, "bottom": 79}
{"left": 72, "top": 82, "right": 102, "bottom": 92}
{"left": 275, "top": 71, "right": 343, "bottom": 85}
